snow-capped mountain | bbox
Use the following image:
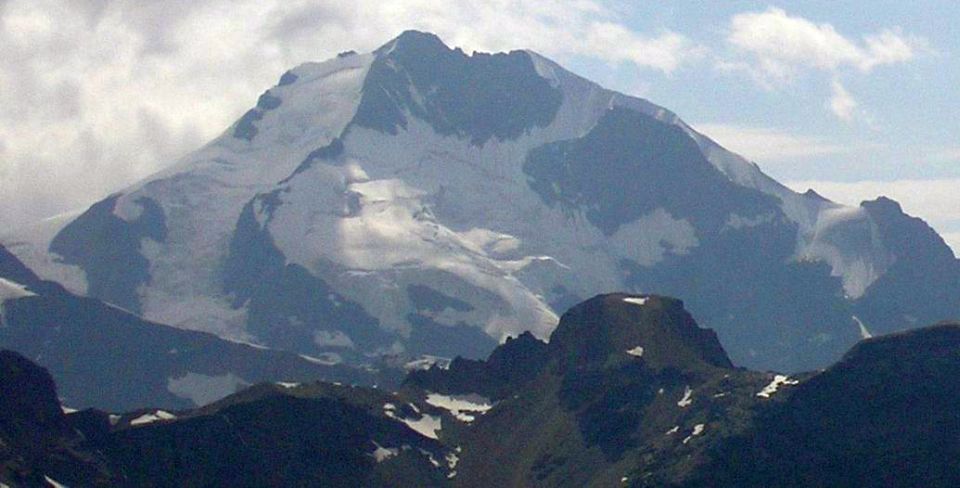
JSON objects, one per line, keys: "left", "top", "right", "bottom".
{"left": 4, "top": 31, "right": 958, "bottom": 372}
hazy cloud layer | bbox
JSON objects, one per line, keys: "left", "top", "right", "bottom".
{"left": 0, "top": 0, "right": 705, "bottom": 230}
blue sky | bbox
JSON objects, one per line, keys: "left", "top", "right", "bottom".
{"left": 0, "top": 1, "right": 956, "bottom": 250}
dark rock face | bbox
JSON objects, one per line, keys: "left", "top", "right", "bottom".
{"left": 406, "top": 313, "right": 498, "bottom": 360}
{"left": 524, "top": 107, "right": 777, "bottom": 236}
{"left": 286, "top": 137, "right": 345, "bottom": 179}
{"left": 2, "top": 241, "right": 387, "bottom": 411}
{"left": 626, "top": 217, "right": 857, "bottom": 372}
{"left": 0, "top": 350, "right": 116, "bottom": 486}
{"left": 49, "top": 194, "right": 166, "bottom": 313}
{"left": 405, "top": 330, "right": 551, "bottom": 400}
{"left": 0, "top": 245, "right": 40, "bottom": 288}
{"left": 696, "top": 323, "right": 960, "bottom": 488}
{"left": 548, "top": 294, "right": 733, "bottom": 373}
{"left": 352, "top": 30, "right": 562, "bottom": 145}
{"left": 519, "top": 104, "right": 865, "bottom": 372}
{"left": 277, "top": 70, "right": 299, "bottom": 86}
{"left": 233, "top": 90, "right": 284, "bottom": 141}
{"left": 0, "top": 288, "right": 385, "bottom": 411}
{"left": 404, "top": 284, "right": 497, "bottom": 360}
{"left": 854, "top": 197, "right": 960, "bottom": 335}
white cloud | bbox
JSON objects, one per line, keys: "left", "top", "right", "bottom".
{"left": 579, "top": 23, "right": 704, "bottom": 72}
{"left": 693, "top": 123, "right": 850, "bottom": 162}
{"left": 719, "top": 8, "right": 928, "bottom": 127}
{"left": 0, "top": 0, "right": 702, "bottom": 230}
{"left": 827, "top": 79, "right": 857, "bottom": 121}
{"left": 725, "top": 7, "right": 927, "bottom": 83}
{"left": 787, "top": 178, "right": 960, "bottom": 254}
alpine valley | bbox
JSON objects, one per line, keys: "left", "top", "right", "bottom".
{"left": 2, "top": 30, "right": 958, "bottom": 412}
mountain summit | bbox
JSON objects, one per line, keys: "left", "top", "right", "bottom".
{"left": 4, "top": 31, "right": 958, "bottom": 372}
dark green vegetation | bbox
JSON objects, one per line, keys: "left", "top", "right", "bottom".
{"left": 5, "top": 292, "right": 959, "bottom": 487}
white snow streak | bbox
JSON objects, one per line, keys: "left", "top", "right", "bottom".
{"left": 130, "top": 410, "right": 177, "bottom": 426}
{"left": 425, "top": 393, "right": 493, "bottom": 423}
{"left": 677, "top": 386, "right": 693, "bottom": 407}
{"left": 756, "top": 374, "right": 799, "bottom": 398}
{"left": 853, "top": 315, "right": 873, "bottom": 339}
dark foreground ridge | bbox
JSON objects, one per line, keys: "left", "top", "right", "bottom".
{"left": 3, "top": 294, "right": 959, "bottom": 487}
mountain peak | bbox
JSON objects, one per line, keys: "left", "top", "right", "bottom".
{"left": 860, "top": 195, "right": 903, "bottom": 214}
{"left": 376, "top": 30, "right": 448, "bottom": 56}
{"left": 548, "top": 294, "right": 734, "bottom": 372}
{"left": 354, "top": 30, "right": 562, "bottom": 144}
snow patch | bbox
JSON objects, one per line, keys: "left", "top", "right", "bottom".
{"left": 623, "top": 297, "right": 648, "bottom": 307}
{"left": 0, "top": 277, "right": 35, "bottom": 301}
{"left": 853, "top": 316, "right": 873, "bottom": 339}
{"left": 130, "top": 410, "right": 177, "bottom": 426}
{"left": 757, "top": 374, "right": 799, "bottom": 398}
{"left": 610, "top": 208, "right": 699, "bottom": 267}
{"left": 384, "top": 403, "right": 442, "bottom": 439}
{"left": 402, "top": 414, "right": 441, "bottom": 439}
{"left": 682, "top": 423, "right": 706, "bottom": 444}
{"left": 626, "top": 346, "right": 645, "bottom": 357}
{"left": 43, "top": 476, "right": 68, "bottom": 488}
{"left": 677, "top": 386, "right": 693, "bottom": 407}
{"left": 276, "top": 382, "right": 300, "bottom": 389}
{"left": 60, "top": 405, "right": 78, "bottom": 414}
{"left": 723, "top": 212, "right": 775, "bottom": 231}
{"left": 446, "top": 451, "right": 459, "bottom": 470}
{"left": 370, "top": 441, "right": 399, "bottom": 463}
{"left": 404, "top": 355, "right": 452, "bottom": 372}
{"left": 298, "top": 352, "right": 342, "bottom": 366}
{"left": 425, "top": 393, "right": 494, "bottom": 423}
{"left": 665, "top": 426, "right": 679, "bottom": 435}
{"left": 313, "top": 329, "right": 356, "bottom": 349}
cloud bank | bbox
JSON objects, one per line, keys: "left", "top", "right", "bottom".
{"left": 0, "top": 0, "right": 705, "bottom": 230}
